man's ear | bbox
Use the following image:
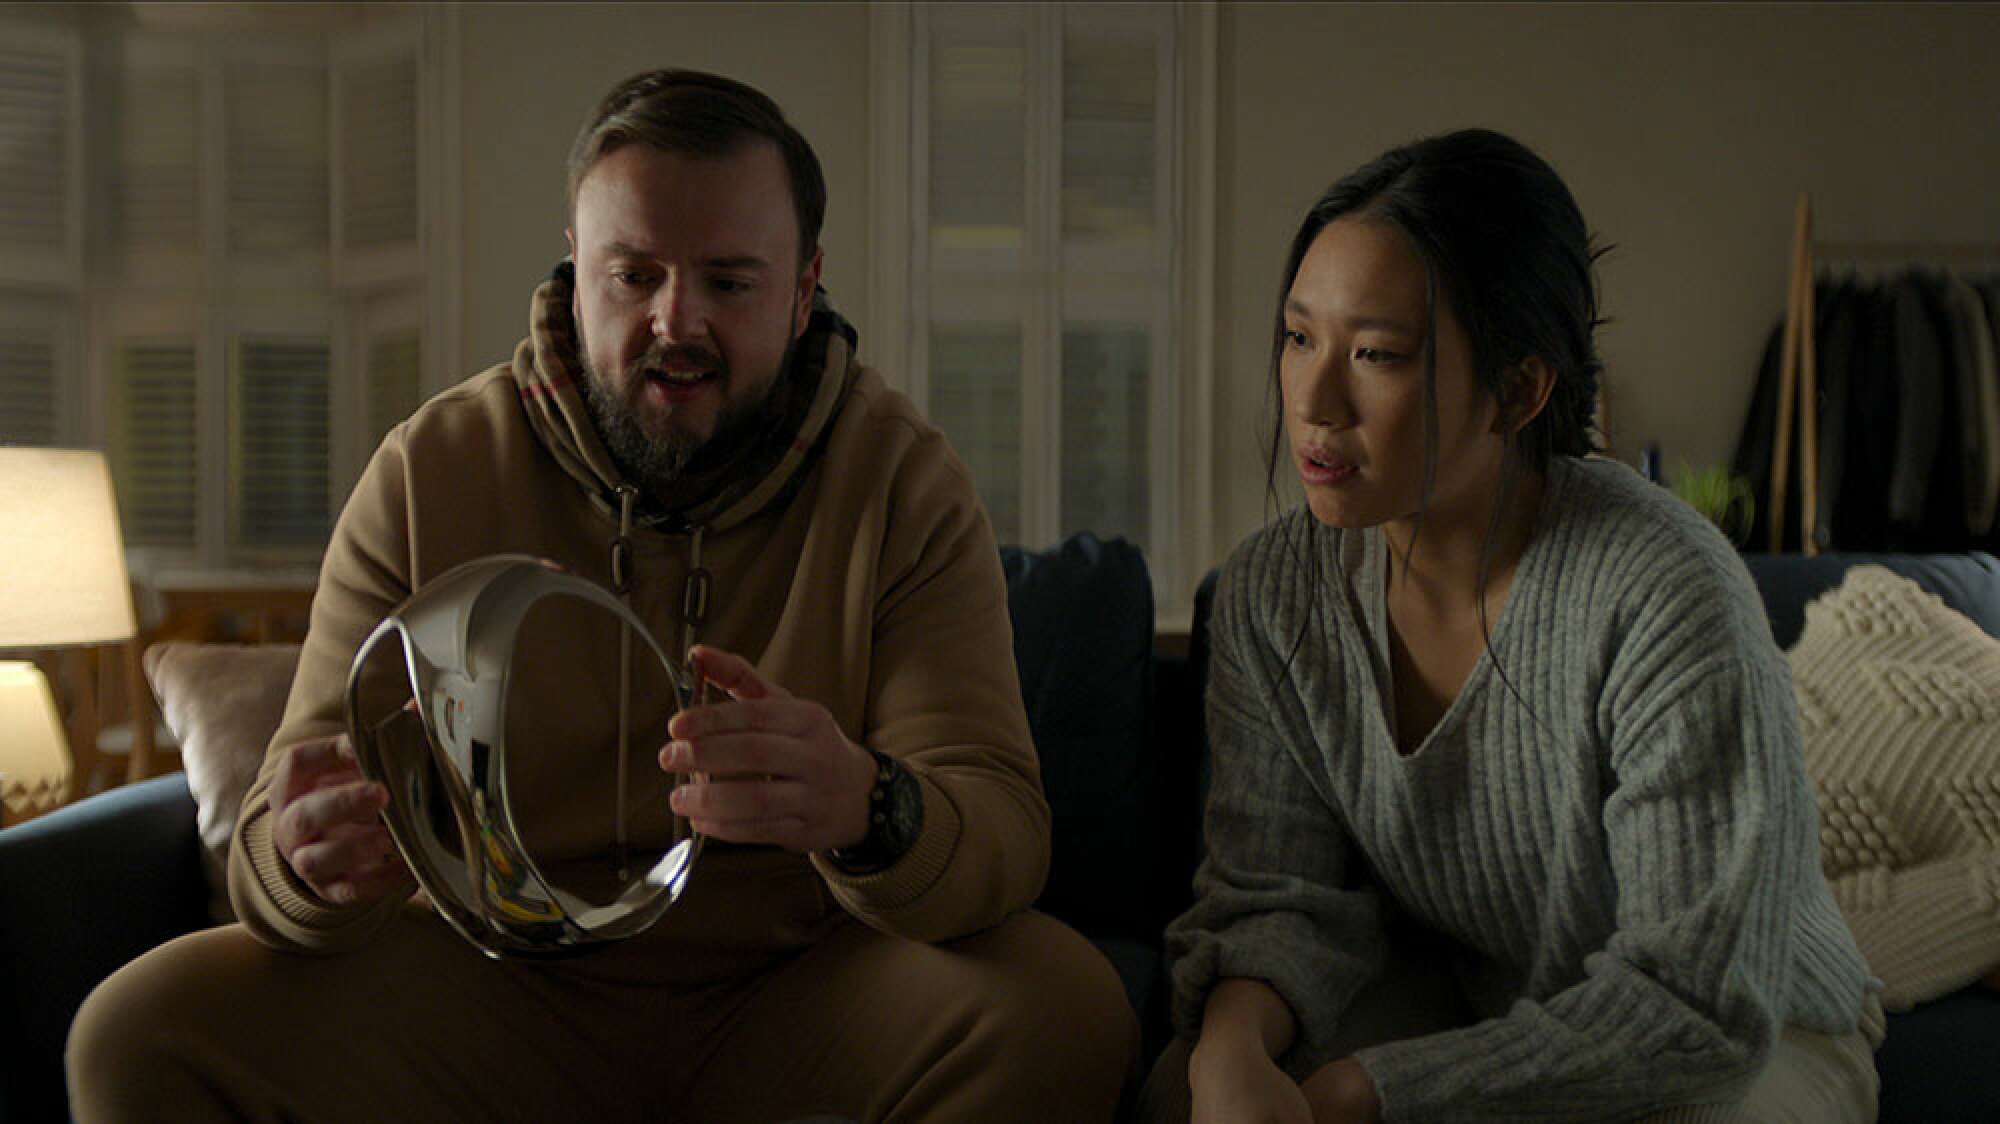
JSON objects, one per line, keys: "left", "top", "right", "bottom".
{"left": 794, "top": 246, "right": 823, "bottom": 339}
{"left": 1492, "top": 356, "right": 1557, "bottom": 435}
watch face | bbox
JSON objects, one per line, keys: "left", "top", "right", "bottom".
{"left": 832, "top": 751, "right": 923, "bottom": 872}
{"left": 878, "top": 757, "right": 924, "bottom": 854}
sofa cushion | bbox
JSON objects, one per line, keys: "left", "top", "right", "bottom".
{"left": 143, "top": 641, "right": 300, "bottom": 922}
{"left": 1877, "top": 986, "right": 2000, "bottom": 1123}
{"left": 1788, "top": 566, "right": 2000, "bottom": 1009}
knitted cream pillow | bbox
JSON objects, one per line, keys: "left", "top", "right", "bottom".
{"left": 1789, "top": 566, "right": 2000, "bottom": 1010}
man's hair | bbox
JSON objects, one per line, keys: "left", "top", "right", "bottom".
{"left": 566, "top": 69, "right": 826, "bottom": 265}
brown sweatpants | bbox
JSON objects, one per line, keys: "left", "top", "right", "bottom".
{"left": 68, "top": 859, "right": 1136, "bottom": 1123}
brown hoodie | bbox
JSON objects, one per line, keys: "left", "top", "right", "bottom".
{"left": 226, "top": 273, "right": 1048, "bottom": 969}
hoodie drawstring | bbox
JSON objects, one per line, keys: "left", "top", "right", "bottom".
{"left": 612, "top": 486, "right": 638, "bottom": 880}
{"left": 608, "top": 491, "right": 710, "bottom": 882}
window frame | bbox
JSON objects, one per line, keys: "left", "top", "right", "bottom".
{"left": 0, "top": 8, "right": 458, "bottom": 574}
{"left": 870, "top": 1, "right": 1217, "bottom": 613}
{"left": 0, "top": 18, "right": 85, "bottom": 291}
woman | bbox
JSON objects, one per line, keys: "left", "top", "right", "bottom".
{"left": 1151, "top": 129, "right": 1879, "bottom": 1123}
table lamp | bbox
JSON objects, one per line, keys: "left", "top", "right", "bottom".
{"left": 0, "top": 447, "right": 138, "bottom": 823}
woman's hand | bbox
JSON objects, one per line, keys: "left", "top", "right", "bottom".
{"left": 1301, "top": 1057, "right": 1383, "bottom": 1124}
{"left": 1189, "top": 1033, "right": 1313, "bottom": 1124}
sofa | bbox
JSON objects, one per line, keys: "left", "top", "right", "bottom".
{"left": 3, "top": 538, "right": 1998, "bottom": 1123}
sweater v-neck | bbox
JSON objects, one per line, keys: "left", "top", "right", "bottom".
{"left": 1340, "top": 466, "right": 1564, "bottom": 761}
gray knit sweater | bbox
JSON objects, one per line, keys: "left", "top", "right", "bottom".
{"left": 1169, "top": 456, "right": 1874, "bottom": 1122}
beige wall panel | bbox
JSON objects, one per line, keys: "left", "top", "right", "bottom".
{"left": 451, "top": 3, "right": 2000, "bottom": 579}
{"left": 1211, "top": 2, "right": 2000, "bottom": 569}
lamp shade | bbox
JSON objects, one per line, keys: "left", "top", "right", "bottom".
{"left": 0, "top": 447, "right": 137, "bottom": 649}
{"left": 0, "top": 660, "right": 72, "bottom": 816}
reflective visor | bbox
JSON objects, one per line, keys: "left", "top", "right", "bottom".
{"left": 346, "top": 555, "right": 698, "bottom": 958}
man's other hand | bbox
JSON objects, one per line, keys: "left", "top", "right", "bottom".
{"left": 270, "top": 736, "right": 415, "bottom": 906}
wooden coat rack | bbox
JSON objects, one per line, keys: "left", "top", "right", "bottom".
{"left": 1768, "top": 192, "right": 1819, "bottom": 555}
{"left": 1768, "top": 200, "right": 2000, "bottom": 555}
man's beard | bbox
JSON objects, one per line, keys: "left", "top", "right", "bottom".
{"left": 577, "top": 323, "right": 796, "bottom": 504}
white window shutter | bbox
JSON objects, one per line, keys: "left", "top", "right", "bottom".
{"left": 229, "top": 330, "right": 331, "bottom": 556}
{"left": 331, "top": 20, "right": 421, "bottom": 287}
{"left": 108, "top": 39, "right": 201, "bottom": 282}
{"left": 1059, "top": 324, "right": 1151, "bottom": 542}
{"left": 927, "top": 324, "right": 1024, "bottom": 543}
{"left": 220, "top": 51, "right": 329, "bottom": 275}
{"left": 1060, "top": 21, "right": 1158, "bottom": 246}
{"left": 108, "top": 336, "right": 199, "bottom": 548}
{"left": 912, "top": 3, "right": 1180, "bottom": 567}
{"left": 925, "top": 8, "right": 1029, "bottom": 258}
{"left": 920, "top": 6, "right": 1036, "bottom": 544}
{"left": 0, "top": 310, "right": 62, "bottom": 446}
{"left": 1055, "top": 9, "right": 1171, "bottom": 547}
{"left": 0, "top": 20, "right": 82, "bottom": 288}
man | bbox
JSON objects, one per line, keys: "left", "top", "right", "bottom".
{"left": 69, "top": 69, "right": 1135, "bottom": 1122}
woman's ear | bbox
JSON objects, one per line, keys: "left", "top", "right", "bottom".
{"left": 1492, "top": 357, "right": 1557, "bottom": 435}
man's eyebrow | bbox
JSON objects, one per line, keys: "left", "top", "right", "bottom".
{"left": 703, "top": 254, "right": 773, "bottom": 271}
{"left": 601, "top": 241, "right": 773, "bottom": 271}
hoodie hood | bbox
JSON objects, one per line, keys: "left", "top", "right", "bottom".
{"left": 509, "top": 261, "right": 860, "bottom": 534}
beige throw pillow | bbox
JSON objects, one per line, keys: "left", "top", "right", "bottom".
{"left": 144, "top": 641, "right": 301, "bottom": 923}
{"left": 1789, "top": 566, "right": 2000, "bottom": 1010}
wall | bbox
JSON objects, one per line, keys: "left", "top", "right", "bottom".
{"left": 455, "top": 3, "right": 873, "bottom": 376}
{"left": 1210, "top": 2, "right": 2000, "bottom": 564}
{"left": 451, "top": 3, "right": 2000, "bottom": 579}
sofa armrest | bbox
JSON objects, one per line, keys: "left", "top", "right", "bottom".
{"left": 0, "top": 772, "right": 211, "bottom": 1123}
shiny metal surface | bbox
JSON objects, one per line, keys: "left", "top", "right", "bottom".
{"left": 346, "top": 555, "right": 699, "bottom": 958}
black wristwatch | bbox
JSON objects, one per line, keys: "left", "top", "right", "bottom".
{"left": 826, "top": 746, "right": 923, "bottom": 874}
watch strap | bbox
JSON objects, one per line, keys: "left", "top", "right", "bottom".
{"left": 826, "top": 745, "right": 923, "bottom": 874}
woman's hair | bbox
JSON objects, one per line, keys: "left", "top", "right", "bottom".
{"left": 1263, "top": 127, "right": 1607, "bottom": 520}
{"left": 566, "top": 69, "right": 826, "bottom": 266}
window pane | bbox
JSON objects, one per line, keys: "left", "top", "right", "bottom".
{"left": 928, "top": 325, "right": 1022, "bottom": 543}
{"left": 230, "top": 334, "right": 329, "bottom": 552}
{"left": 0, "top": 317, "right": 58, "bottom": 445}
{"left": 113, "top": 62, "right": 199, "bottom": 263}
{"left": 110, "top": 339, "right": 198, "bottom": 548}
{"left": 224, "top": 61, "right": 329, "bottom": 261}
{"left": 929, "top": 32, "right": 1025, "bottom": 252}
{"left": 0, "top": 39, "right": 74, "bottom": 258}
{"left": 1061, "top": 29, "right": 1155, "bottom": 243}
{"left": 1060, "top": 325, "right": 1148, "bottom": 543}
{"left": 340, "top": 55, "right": 418, "bottom": 252}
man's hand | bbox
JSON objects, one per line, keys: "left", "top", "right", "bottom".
{"left": 659, "top": 644, "right": 878, "bottom": 852}
{"left": 1188, "top": 1033, "right": 1313, "bottom": 1124}
{"left": 270, "top": 736, "right": 414, "bottom": 906}
{"left": 1301, "top": 1057, "right": 1383, "bottom": 1124}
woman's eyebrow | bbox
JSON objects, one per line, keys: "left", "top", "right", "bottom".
{"left": 1283, "top": 296, "right": 1417, "bottom": 336}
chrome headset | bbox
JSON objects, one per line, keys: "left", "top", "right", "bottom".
{"left": 346, "top": 555, "right": 700, "bottom": 958}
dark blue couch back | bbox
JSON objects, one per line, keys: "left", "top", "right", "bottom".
{"left": 1000, "top": 533, "right": 1174, "bottom": 942}
{"left": 1741, "top": 551, "right": 2000, "bottom": 645}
